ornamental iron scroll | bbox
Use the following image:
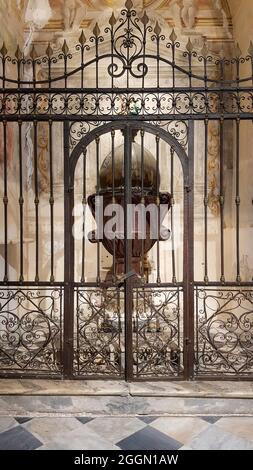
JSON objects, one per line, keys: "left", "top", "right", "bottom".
{"left": 133, "top": 287, "right": 183, "bottom": 378}
{"left": 0, "top": 1, "right": 253, "bottom": 119}
{"left": 195, "top": 287, "right": 253, "bottom": 377}
{"left": 0, "top": 287, "right": 63, "bottom": 375}
{"left": 74, "top": 287, "right": 123, "bottom": 377}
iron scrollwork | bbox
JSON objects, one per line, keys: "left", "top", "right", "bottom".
{"left": 0, "top": 1, "right": 253, "bottom": 119}
{"left": 0, "top": 288, "right": 63, "bottom": 375}
{"left": 195, "top": 287, "right": 253, "bottom": 377}
{"left": 133, "top": 287, "right": 183, "bottom": 378}
{"left": 74, "top": 287, "right": 123, "bottom": 377}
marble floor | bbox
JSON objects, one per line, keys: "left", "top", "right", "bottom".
{"left": 0, "top": 415, "right": 253, "bottom": 450}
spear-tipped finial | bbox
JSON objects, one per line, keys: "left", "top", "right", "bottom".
{"left": 79, "top": 29, "right": 86, "bottom": 45}
{"left": 154, "top": 21, "right": 161, "bottom": 37}
{"left": 46, "top": 42, "right": 53, "bottom": 58}
{"left": 15, "top": 44, "right": 22, "bottom": 60}
{"left": 125, "top": 0, "right": 133, "bottom": 10}
{"left": 109, "top": 12, "right": 117, "bottom": 27}
{"left": 248, "top": 40, "right": 253, "bottom": 56}
{"left": 93, "top": 22, "right": 100, "bottom": 38}
{"left": 186, "top": 38, "right": 193, "bottom": 53}
{"left": 62, "top": 39, "right": 69, "bottom": 55}
{"left": 141, "top": 11, "right": 149, "bottom": 27}
{"left": 235, "top": 42, "right": 242, "bottom": 58}
{"left": 0, "top": 41, "right": 7, "bottom": 57}
{"left": 169, "top": 28, "right": 177, "bottom": 44}
{"left": 201, "top": 40, "right": 209, "bottom": 58}
{"left": 30, "top": 45, "right": 37, "bottom": 60}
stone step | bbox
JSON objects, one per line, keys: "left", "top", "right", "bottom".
{"left": 0, "top": 379, "right": 253, "bottom": 398}
{"left": 0, "top": 394, "right": 253, "bottom": 417}
{"left": 0, "top": 380, "right": 253, "bottom": 417}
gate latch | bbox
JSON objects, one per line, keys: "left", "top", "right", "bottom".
{"left": 115, "top": 270, "right": 141, "bottom": 287}
{"left": 185, "top": 337, "right": 192, "bottom": 346}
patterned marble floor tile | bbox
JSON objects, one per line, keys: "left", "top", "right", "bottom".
{"left": 188, "top": 424, "right": 253, "bottom": 450}
{"left": 15, "top": 417, "right": 33, "bottom": 424}
{"left": 23, "top": 417, "right": 84, "bottom": 444}
{"left": 201, "top": 416, "right": 222, "bottom": 424}
{"left": 0, "top": 425, "right": 42, "bottom": 450}
{"left": 117, "top": 426, "right": 182, "bottom": 450}
{"left": 0, "top": 416, "right": 18, "bottom": 434}
{"left": 138, "top": 416, "right": 159, "bottom": 424}
{"left": 37, "top": 427, "right": 120, "bottom": 450}
{"left": 76, "top": 417, "right": 94, "bottom": 425}
{"left": 215, "top": 417, "right": 253, "bottom": 443}
{"left": 84, "top": 417, "right": 146, "bottom": 444}
{"left": 150, "top": 417, "right": 210, "bottom": 444}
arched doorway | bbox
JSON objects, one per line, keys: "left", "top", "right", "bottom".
{"left": 63, "top": 121, "right": 193, "bottom": 380}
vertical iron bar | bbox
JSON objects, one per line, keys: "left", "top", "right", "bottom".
{"left": 117, "top": 289, "right": 122, "bottom": 376}
{"left": 64, "top": 50, "right": 68, "bottom": 89}
{"left": 135, "top": 287, "right": 139, "bottom": 378}
{"left": 183, "top": 120, "right": 194, "bottom": 380}
{"left": 156, "top": 134, "right": 161, "bottom": 284}
{"left": 170, "top": 147, "right": 177, "bottom": 284}
{"left": 219, "top": 119, "right": 225, "bottom": 283}
{"left": 235, "top": 118, "right": 241, "bottom": 283}
{"left": 96, "top": 135, "right": 101, "bottom": 284}
{"left": 204, "top": 119, "right": 209, "bottom": 284}
{"left": 59, "top": 286, "right": 63, "bottom": 374}
{"left": 3, "top": 120, "right": 8, "bottom": 282}
{"left": 172, "top": 41, "right": 176, "bottom": 89}
{"left": 126, "top": 10, "right": 130, "bottom": 89}
{"left": 111, "top": 129, "right": 116, "bottom": 281}
{"left": 80, "top": 45, "right": 84, "bottom": 90}
{"left": 195, "top": 286, "right": 199, "bottom": 373}
{"left": 80, "top": 43, "right": 84, "bottom": 116}
{"left": 76, "top": 287, "right": 80, "bottom": 374}
{"left": 140, "top": 129, "right": 145, "bottom": 283}
{"left": 81, "top": 147, "right": 87, "bottom": 283}
{"left": 177, "top": 287, "right": 180, "bottom": 375}
{"left": 188, "top": 49, "right": 192, "bottom": 115}
{"left": 49, "top": 120, "right": 54, "bottom": 283}
{"left": 33, "top": 120, "right": 39, "bottom": 283}
{"left": 110, "top": 22, "right": 115, "bottom": 91}
{"left": 64, "top": 120, "right": 74, "bottom": 378}
{"left": 124, "top": 125, "right": 133, "bottom": 381}
{"left": 18, "top": 120, "right": 24, "bottom": 283}
{"left": 156, "top": 32, "right": 160, "bottom": 90}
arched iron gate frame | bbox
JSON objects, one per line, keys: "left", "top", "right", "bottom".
{"left": 0, "top": 1, "right": 253, "bottom": 380}
{"left": 66, "top": 121, "right": 192, "bottom": 380}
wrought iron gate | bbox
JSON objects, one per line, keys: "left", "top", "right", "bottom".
{"left": 0, "top": 1, "right": 253, "bottom": 380}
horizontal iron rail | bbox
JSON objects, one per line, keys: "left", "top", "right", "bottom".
{"left": 0, "top": 281, "right": 184, "bottom": 288}
{"left": 194, "top": 282, "right": 253, "bottom": 287}
{"left": 1, "top": 87, "right": 253, "bottom": 94}
{"left": 1, "top": 114, "right": 253, "bottom": 121}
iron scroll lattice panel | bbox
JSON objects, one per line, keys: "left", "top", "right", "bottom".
{"left": 0, "top": 2, "right": 253, "bottom": 119}
{"left": 133, "top": 287, "right": 184, "bottom": 379}
{"left": 74, "top": 287, "right": 124, "bottom": 378}
{"left": 195, "top": 287, "right": 253, "bottom": 378}
{"left": 69, "top": 120, "right": 189, "bottom": 151}
{"left": 74, "top": 286, "right": 183, "bottom": 379}
{"left": 1, "top": 91, "right": 253, "bottom": 119}
{"left": 0, "top": 287, "right": 63, "bottom": 377}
